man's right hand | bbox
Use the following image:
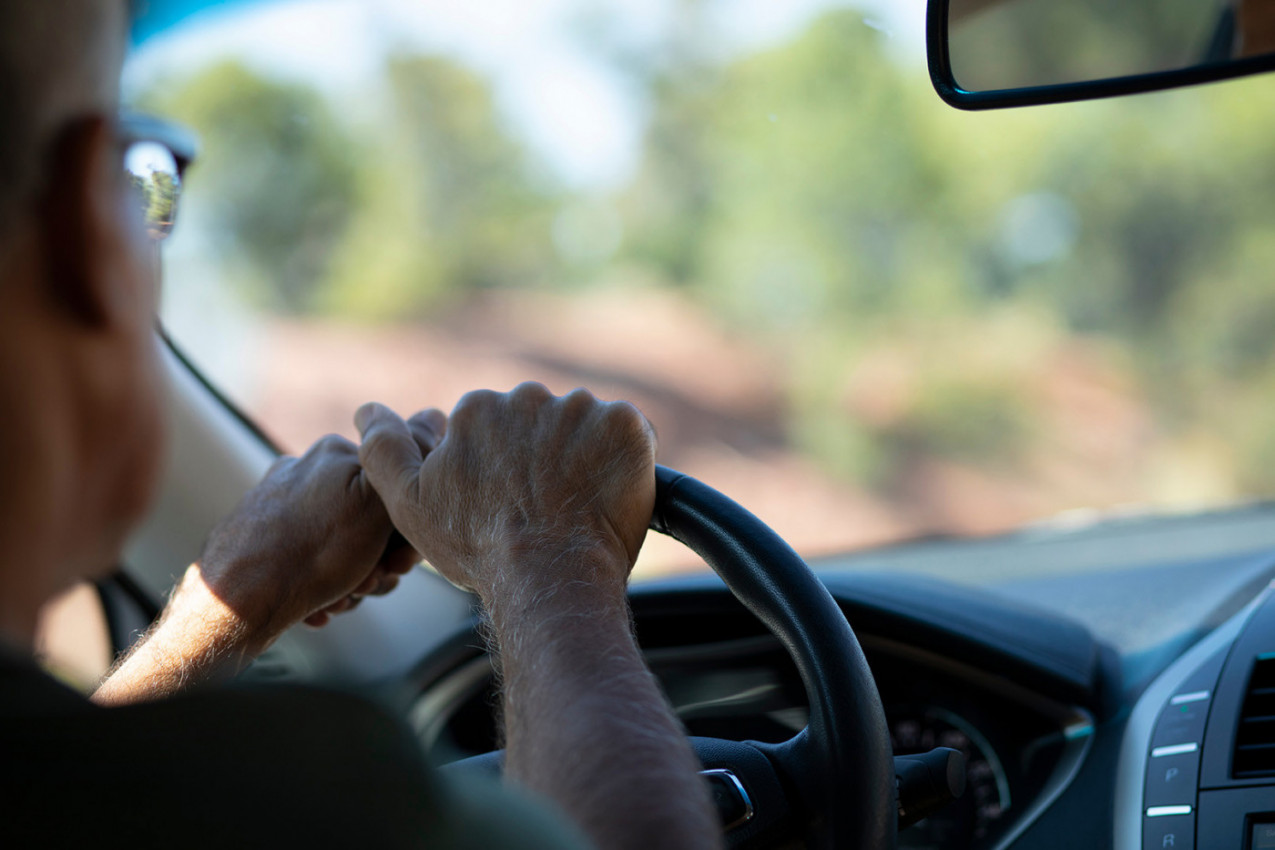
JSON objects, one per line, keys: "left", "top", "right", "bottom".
{"left": 354, "top": 382, "right": 657, "bottom": 616}
{"left": 355, "top": 385, "right": 720, "bottom": 850}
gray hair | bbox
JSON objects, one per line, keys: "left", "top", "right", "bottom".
{"left": 0, "top": 0, "right": 127, "bottom": 241}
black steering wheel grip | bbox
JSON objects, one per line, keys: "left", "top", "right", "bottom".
{"left": 651, "top": 466, "right": 896, "bottom": 850}
{"left": 447, "top": 467, "right": 896, "bottom": 849}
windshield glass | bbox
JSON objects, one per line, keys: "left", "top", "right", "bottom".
{"left": 127, "top": 0, "right": 1275, "bottom": 579}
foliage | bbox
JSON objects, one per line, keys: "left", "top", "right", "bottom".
{"left": 141, "top": 62, "right": 358, "bottom": 313}
{"left": 321, "top": 56, "right": 563, "bottom": 319}
{"left": 143, "top": 9, "right": 1275, "bottom": 507}
{"left": 619, "top": 10, "right": 1275, "bottom": 497}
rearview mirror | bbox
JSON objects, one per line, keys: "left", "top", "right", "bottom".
{"left": 928, "top": 0, "right": 1275, "bottom": 109}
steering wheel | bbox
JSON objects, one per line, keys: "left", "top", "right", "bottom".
{"left": 451, "top": 466, "right": 897, "bottom": 849}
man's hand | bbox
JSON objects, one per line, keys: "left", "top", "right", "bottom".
{"left": 93, "top": 429, "right": 437, "bottom": 706}
{"left": 355, "top": 382, "right": 656, "bottom": 615}
{"left": 197, "top": 432, "right": 428, "bottom": 635}
{"left": 357, "top": 384, "right": 720, "bottom": 850}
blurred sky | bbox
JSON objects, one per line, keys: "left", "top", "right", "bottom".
{"left": 126, "top": 0, "right": 928, "bottom": 189}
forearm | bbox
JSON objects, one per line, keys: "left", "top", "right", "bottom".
{"left": 91, "top": 565, "right": 263, "bottom": 706}
{"left": 490, "top": 576, "right": 722, "bottom": 850}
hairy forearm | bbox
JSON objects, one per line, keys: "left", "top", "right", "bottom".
{"left": 489, "top": 574, "right": 722, "bottom": 850}
{"left": 91, "top": 565, "right": 262, "bottom": 706}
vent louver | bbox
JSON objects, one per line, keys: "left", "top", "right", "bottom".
{"left": 1233, "top": 656, "right": 1275, "bottom": 778}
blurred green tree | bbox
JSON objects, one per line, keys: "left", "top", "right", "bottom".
{"left": 138, "top": 10, "right": 1275, "bottom": 507}
{"left": 619, "top": 7, "right": 1275, "bottom": 496}
{"left": 141, "top": 61, "right": 358, "bottom": 313}
{"left": 320, "top": 55, "right": 562, "bottom": 318}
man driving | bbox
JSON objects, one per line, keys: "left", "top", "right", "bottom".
{"left": 0, "top": 2, "right": 720, "bottom": 848}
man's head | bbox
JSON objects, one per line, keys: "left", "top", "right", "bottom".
{"left": 0, "top": 0, "right": 166, "bottom": 644}
{"left": 0, "top": 2, "right": 127, "bottom": 235}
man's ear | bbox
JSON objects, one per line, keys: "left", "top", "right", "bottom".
{"left": 38, "top": 115, "right": 144, "bottom": 330}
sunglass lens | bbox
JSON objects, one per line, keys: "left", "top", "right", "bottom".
{"left": 125, "top": 141, "right": 181, "bottom": 240}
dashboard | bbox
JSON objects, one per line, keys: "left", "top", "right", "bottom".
{"left": 1117, "top": 587, "right": 1275, "bottom": 850}
{"left": 229, "top": 506, "right": 1275, "bottom": 850}
{"left": 410, "top": 575, "right": 1096, "bottom": 850}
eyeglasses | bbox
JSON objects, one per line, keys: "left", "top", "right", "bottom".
{"left": 119, "top": 113, "right": 198, "bottom": 241}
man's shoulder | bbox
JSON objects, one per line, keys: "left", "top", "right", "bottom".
{"left": 0, "top": 655, "right": 419, "bottom": 767}
{"left": 0, "top": 659, "right": 442, "bottom": 845}
{"left": 0, "top": 659, "right": 593, "bottom": 849}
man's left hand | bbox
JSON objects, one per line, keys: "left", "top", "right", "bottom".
{"left": 199, "top": 421, "right": 441, "bottom": 638}
{"left": 93, "top": 418, "right": 443, "bottom": 705}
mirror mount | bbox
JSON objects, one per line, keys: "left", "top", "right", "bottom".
{"left": 927, "top": 0, "right": 1275, "bottom": 111}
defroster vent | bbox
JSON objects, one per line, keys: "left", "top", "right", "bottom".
{"left": 1234, "top": 656, "right": 1275, "bottom": 778}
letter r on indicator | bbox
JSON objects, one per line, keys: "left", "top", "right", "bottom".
{"left": 1163, "top": 834, "right": 1175, "bottom": 848}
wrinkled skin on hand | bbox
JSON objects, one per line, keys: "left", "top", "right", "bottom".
{"left": 198, "top": 431, "right": 433, "bottom": 637}
{"left": 355, "top": 382, "right": 657, "bottom": 609}
{"left": 354, "top": 387, "right": 723, "bottom": 850}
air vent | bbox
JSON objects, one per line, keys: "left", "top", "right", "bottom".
{"left": 1233, "top": 657, "right": 1275, "bottom": 778}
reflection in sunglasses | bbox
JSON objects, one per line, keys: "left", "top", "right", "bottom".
{"left": 125, "top": 140, "right": 181, "bottom": 240}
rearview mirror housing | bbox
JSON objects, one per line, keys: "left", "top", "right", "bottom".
{"left": 928, "top": 0, "right": 1275, "bottom": 110}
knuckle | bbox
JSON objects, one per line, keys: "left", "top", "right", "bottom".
{"left": 316, "top": 433, "right": 355, "bottom": 455}
{"left": 559, "top": 387, "right": 600, "bottom": 429}
{"left": 564, "top": 386, "right": 598, "bottom": 410}
{"left": 513, "top": 380, "right": 552, "bottom": 396}
{"left": 605, "top": 399, "right": 648, "bottom": 431}
{"left": 511, "top": 381, "right": 553, "bottom": 405}
{"left": 406, "top": 409, "right": 435, "bottom": 429}
{"left": 604, "top": 401, "right": 657, "bottom": 450}
{"left": 453, "top": 389, "right": 500, "bottom": 422}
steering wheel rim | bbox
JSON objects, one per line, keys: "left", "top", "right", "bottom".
{"left": 651, "top": 465, "right": 896, "bottom": 850}
{"left": 442, "top": 466, "right": 896, "bottom": 848}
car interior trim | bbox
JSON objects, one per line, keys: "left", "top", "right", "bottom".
{"left": 1152, "top": 743, "right": 1200, "bottom": 758}
{"left": 700, "top": 769, "right": 756, "bottom": 832}
{"left": 632, "top": 573, "right": 1102, "bottom": 707}
{"left": 1114, "top": 584, "right": 1272, "bottom": 850}
{"left": 416, "top": 613, "right": 1098, "bottom": 849}
{"left": 856, "top": 635, "right": 1096, "bottom": 850}
{"left": 158, "top": 328, "right": 283, "bottom": 455}
{"left": 854, "top": 634, "right": 1093, "bottom": 735}
{"left": 1172, "top": 692, "right": 1211, "bottom": 706}
{"left": 408, "top": 652, "right": 492, "bottom": 753}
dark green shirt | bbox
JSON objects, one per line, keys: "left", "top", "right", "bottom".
{"left": 0, "top": 653, "right": 590, "bottom": 848}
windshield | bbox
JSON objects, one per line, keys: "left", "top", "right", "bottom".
{"left": 127, "top": 0, "right": 1275, "bottom": 579}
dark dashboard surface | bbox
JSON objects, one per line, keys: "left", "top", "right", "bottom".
{"left": 412, "top": 535, "right": 1275, "bottom": 850}
{"left": 392, "top": 481, "right": 1275, "bottom": 849}
{"left": 647, "top": 631, "right": 1089, "bottom": 850}
{"left": 417, "top": 570, "right": 1106, "bottom": 849}
{"left": 811, "top": 521, "right": 1275, "bottom": 703}
{"left": 811, "top": 520, "right": 1275, "bottom": 671}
